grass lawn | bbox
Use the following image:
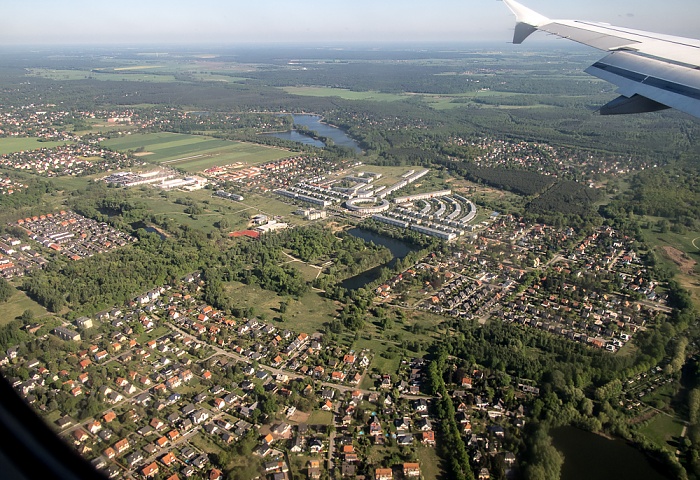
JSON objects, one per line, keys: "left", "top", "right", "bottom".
{"left": 0, "top": 288, "right": 51, "bottom": 325}
{"left": 0, "top": 137, "right": 72, "bottom": 154}
{"left": 638, "top": 413, "right": 685, "bottom": 452}
{"left": 415, "top": 445, "right": 445, "bottom": 480}
{"left": 189, "top": 431, "right": 225, "bottom": 457}
{"left": 285, "top": 261, "right": 322, "bottom": 283}
{"left": 307, "top": 410, "right": 333, "bottom": 425}
{"left": 136, "top": 326, "right": 171, "bottom": 345}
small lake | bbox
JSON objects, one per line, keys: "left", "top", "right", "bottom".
{"left": 262, "top": 114, "right": 362, "bottom": 153}
{"left": 551, "top": 427, "right": 672, "bottom": 480}
{"left": 340, "top": 228, "right": 415, "bottom": 291}
{"left": 132, "top": 222, "right": 167, "bottom": 240}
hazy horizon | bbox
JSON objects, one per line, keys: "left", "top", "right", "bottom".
{"left": 3, "top": 0, "right": 700, "bottom": 46}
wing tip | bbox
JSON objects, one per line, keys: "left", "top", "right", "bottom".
{"left": 502, "top": 0, "right": 549, "bottom": 28}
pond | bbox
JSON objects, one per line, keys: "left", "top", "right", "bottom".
{"left": 340, "top": 228, "right": 415, "bottom": 291}
{"left": 132, "top": 222, "right": 167, "bottom": 240}
{"left": 551, "top": 426, "right": 672, "bottom": 480}
{"left": 262, "top": 114, "right": 362, "bottom": 153}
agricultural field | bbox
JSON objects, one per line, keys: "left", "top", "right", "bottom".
{"left": 28, "top": 68, "right": 179, "bottom": 83}
{"left": 282, "top": 86, "right": 407, "bottom": 102}
{"left": 101, "top": 133, "right": 294, "bottom": 170}
{"left": 0, "top": 138, "right": 72, "bottom": 155}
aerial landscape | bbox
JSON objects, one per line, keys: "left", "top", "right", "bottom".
{"left": 1, "top": 1, "right": 700, "bottom": 480}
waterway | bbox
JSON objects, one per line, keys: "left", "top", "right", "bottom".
{"left": 263, "top": 114, "right": 362, "bottom": 153}
{"left": 340, "top": 227, "right": 415, "bottom": 290}
{"left": 551, "top": 426, "right": 672, "bottom": 480}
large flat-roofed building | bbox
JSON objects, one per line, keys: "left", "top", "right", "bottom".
{"left": 53, "top": 326, "right": 81, "bottom": 341}
{"left": 394, "top": 190, "right": 452, "bottom": 204}
{"left": 410, "top": 224, "right": 456, "bottom": 241}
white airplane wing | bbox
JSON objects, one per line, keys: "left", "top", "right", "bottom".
{"left": 502, "top": 0, "right": 700, "bottom": 117}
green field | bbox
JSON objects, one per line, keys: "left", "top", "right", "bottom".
{"left": 640, "top": 222, "right": 700, "bottom": 306}
{"left": 281, "top": 85, "right": 543, "bottom": 110}
{"left": 28, "top": 69, "right": 178, "bottom": 83}
{"left": 638, "top": 413, "right": 685, "bottom": 452}
{"left": 0, "top": 137, "right": 71, "bottom": 155}
{"left": 307, "top": 410, "right": 333, "bottom": 425}
{"left": 0, "top": 288, "right": 51, "bottom": 326}
{"left": 282, "top": 86, "right": 407, "bottom": 102}
{"left": 101, "top": 133, "right": 294, "bottom": 171}
{"left": 223, "top": 281, "right": 340, "bottom": 333}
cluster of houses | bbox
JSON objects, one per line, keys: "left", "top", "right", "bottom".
{"left": 379, "top": 219, "right": 666, "bottom": 353}
{"left": 0, "top": 105, "right": 82, "bottom": 141}
{"left": 0, "top": 176, "right": 26, "bottom": 195}
{"left": 0, "top": 233, "right": 47, "bottom": 278}
{"left": 0, "top": 142, "right": 140, "bottom": 177}
{"left": 450, "top": 135, "right": 653, "bottom": 179}
{"left": 205, "top": 156, "right": 342, "bottom": 194}
{"left": 16, "top": 210, "right": 136, "bottom": 261}
{"left": 170, "top": 302, "right": 372, "bottom": 388}
{"left": 0, "top": 272, "right": 388, "bottom": 478}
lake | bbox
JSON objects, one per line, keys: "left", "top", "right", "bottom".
{"left": 132, "top": 221, "right": 167, "bottom": 240}
{"left": 551, "top": 426, "right": 672, "bottom": 480}
{"left": 340, "top": 228, "right": 415, "bottom": 290}
{"left": 263, "top": 114, "right": 362, "bottom": 153}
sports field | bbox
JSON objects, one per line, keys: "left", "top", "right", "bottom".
{"left": 101, "top": 133, "right": 294, "bottom": 172}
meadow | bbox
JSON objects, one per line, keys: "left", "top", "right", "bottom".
{"left": 282, "top": 86, "right": 406, "bottom": 102}
{"left": 222, "top": 281, "right": 341, "bottom": 334}
{"left": 0, "top": 138, "right": 71, "bottom": 155}
{"left": 28, "top": 69, "right": 178, "bottom": 83}
{"left": 100, "top": 133, "right": 294, "bottom": 171}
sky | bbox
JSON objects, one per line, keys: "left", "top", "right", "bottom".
{"left": 3, "top": 0, "right": 700, "bottom": 46}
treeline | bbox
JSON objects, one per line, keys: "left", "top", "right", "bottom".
{"left": 428, "top": 349, "right": 475, "bottom": 480}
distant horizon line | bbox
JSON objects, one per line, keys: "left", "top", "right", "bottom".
{"left": 0, "top": 39, "right": 591, "bottom": 51}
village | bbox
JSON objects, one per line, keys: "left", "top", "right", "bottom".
{"left": 374, "top": 218, "right": 668, "bottom": 354}
{"left": 1, "top": 267, "right": 537, "bottom": 480}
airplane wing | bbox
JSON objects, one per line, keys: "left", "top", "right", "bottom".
{"left": 502, "top": 0, "right": 700, "bottom": 117}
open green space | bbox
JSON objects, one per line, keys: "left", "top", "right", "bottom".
{"left": 282, "top": 86, "right": 407, "bottom": 102}
{"left": 307, "top": 410, "right": 333, "bottom": 425}
{"left": 101, "top": 133, "right": 293, "bottom": 170}
{"left": 0, "top": 288, "right": 51, "bottom": 326}
{"left": 640, "top": 223, "right": 700, "bottom": 305}
{"left": 223, "top": 281, "right": 340, "bottom": 333}
{"left": 283, "top": 259, "right": 322, "bottom": 283}
{"left": 28, "top": 69, "right": 178, "bottom": 83}
{"left": 637, "top": 413, "right": 685, "bottom": 452}
{"left": 190, "top": 73, "right": 249, "bottom": 83}
{"left": 415, "top": 445, "right": 444, "bottom": 480}
{"left": 0, "top": 137, "right": 71, "bottom": 155}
